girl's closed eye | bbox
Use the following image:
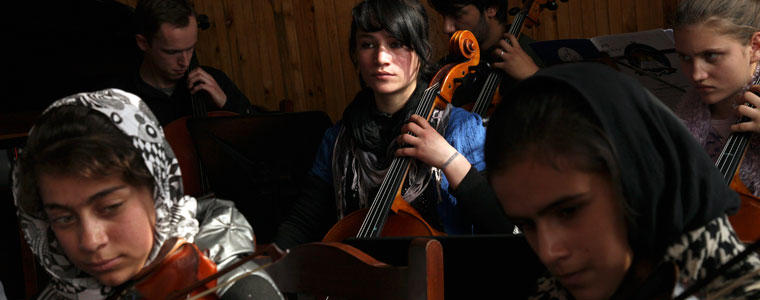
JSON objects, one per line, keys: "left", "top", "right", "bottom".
{"left": 50, "top": 214, "right": 76, "bottom": 226}
{"left": 359, "top": 40, "right": 377, "bottom": 49}
{"left": 389, "top": 40, "right": 404, "bottom": 49}
{"left": 556, "top": 202, "right": 585, "bottom": 220}
{"left": 703, "top": 52, "right": 721, "bottom": 63}
{"left": 100, "top": 201, "right": 124, "bottom": 215}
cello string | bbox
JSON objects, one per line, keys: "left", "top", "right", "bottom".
{"left": 473, "top": 73, "right": 501, "bottom": 116}
{"left": 716, "top": 134, "right": 739, "bottom": 182}
{"left": 510, "top": 12, "right": 525, "bottom": 36}
{"left": 361, "top": 158, "right": 410, "bottom": 238}
{"left": 358, "top": 158, "right": 406, "bottom": 237}
{"left": 721, "top": 133, "right": 750, "bottom": 185}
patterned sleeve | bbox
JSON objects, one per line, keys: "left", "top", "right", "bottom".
{"left": 665, "top": 215, "right": 760, "bottom": 299}
{"left": 195, "top": 198, "right": 285, "bottom": 299}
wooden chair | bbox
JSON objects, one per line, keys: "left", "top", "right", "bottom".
{"left": 266, "top": 238, "right": 444, "bottom": 300}
{"left": 186, "top": 111, "right": 332, "bottom": 245}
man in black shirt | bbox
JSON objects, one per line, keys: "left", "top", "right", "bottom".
{"left": 112, "top": 0, "right": 252, "bottom": 125}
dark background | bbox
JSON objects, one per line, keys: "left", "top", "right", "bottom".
{"left": 2, "top": 1, "right": 138, "bottom": 298}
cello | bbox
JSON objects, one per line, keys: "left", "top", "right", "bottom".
{"left": 716, "top": 82, "right": 760, "bottom": 242}
{"left": 466, "top": 0, "right": 564, "bottom": 121}
{"left": 163, "top": 53, "right": 238, "bottom": 197}
{"left": 162, "top": 13, "right": 241, "bottom": 197}
{"left": 322, "top": 30, "right": 481, "bottom": 241}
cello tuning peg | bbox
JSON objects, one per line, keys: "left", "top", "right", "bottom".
{"left": 197, "top": 14, "right": 211, "bottom": 30}
{"left": 508, "top": 7, "right": 521, "bottom": 16}
{"left": 541, "top": 1, "right": 559, "bottom": 10}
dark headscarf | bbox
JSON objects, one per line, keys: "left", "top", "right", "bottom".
{"left": 496, "top": 63, "right": 739, "bottom": 258}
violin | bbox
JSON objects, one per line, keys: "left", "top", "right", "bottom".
{"left": 717, "top": 83, "right": 760, "bottom": 242}
{"left": 322, "top": 30, "right": 481, "bottom": 242}
{"left": 107, "top": 237, "right": 219, "bottom": 300}
{"left": 462, "top": 0, "right": 564, "bottom": 121}
{"left": 107, "top": 238, "right": 287, "bottom": 300}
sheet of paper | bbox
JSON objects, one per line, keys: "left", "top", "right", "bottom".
{"left": 590, "top": 29, "right": 691, "bottom": 108}
{"left": 530, "top": 29, "right": 692, "bottom": 109}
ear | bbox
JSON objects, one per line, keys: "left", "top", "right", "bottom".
{"left": 135, "top": 34, "right": 150, "bottom": 52}
{"left": 750, "top": 31, "right": 760, "bottom": 63}
{"left": 485, "top": 6, "right": 498, "bottom": 19}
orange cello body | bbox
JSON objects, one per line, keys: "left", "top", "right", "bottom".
{"left": 165, "top": 111, "right": 237, "bottom": 197}
{"left": 722, "top": 84, "right": 760, "bottom": 243}
{"left": 727, "top": 175, "right": 760, "bottom": 242}
{"left": 323, "top": 194, "right": 445, "bottom": 241}
{"left": 323, "top": 30, "right": 481, "bottom": 242}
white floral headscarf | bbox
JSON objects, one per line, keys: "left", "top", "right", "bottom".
{"left": 13, "top": 89, "right": 200, "bottom": 299}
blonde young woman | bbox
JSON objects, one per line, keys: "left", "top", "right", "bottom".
{"left": 673, "top": 0, "right": 760, "bottom": 197}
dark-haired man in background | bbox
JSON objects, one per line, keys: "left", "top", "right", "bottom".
{"left": 112, "top": 0, "right": 253, "bottom": 125}
{"left": 428, "top": 0, "right": 542, "bottom": 108}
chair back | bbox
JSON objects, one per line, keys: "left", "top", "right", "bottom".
{"left": 187, "top": 111, "right": 332, "bottom": 244}
{"left": 266, "top": 238, "right": 444, "bottom": 300}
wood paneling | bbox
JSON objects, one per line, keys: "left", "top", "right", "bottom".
{"left": 117, "top": 0, "right": 679, "bottom": 121}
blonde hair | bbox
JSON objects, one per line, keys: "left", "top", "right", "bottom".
{"left": 674, "top": 0, "right": 760, "bottom": 45}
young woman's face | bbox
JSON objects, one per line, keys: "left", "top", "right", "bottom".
{"left": 675, "top": 23, "right": 758, "bottom": 105}
{"left": 491, "top": 158, "right": 632, "bottom": 300}
{"left": 39, "top": 173, "right": 156, "bottom": 287}
{"left": 355, "top": 30, "right": 420, "bottom": 99}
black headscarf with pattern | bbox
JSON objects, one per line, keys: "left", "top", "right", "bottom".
{"left": 488, "top": 62, "right": 739, "bottom": 258}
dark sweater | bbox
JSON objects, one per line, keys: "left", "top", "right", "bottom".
{"left": 110, "top": 66, "right": 252, "bottom": 125}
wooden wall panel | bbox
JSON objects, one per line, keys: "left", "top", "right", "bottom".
{"left": 116, "top": 0, "right": 680, "bottom": 121}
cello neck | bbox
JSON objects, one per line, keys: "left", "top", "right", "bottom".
{"left": 507, "top": 2, "right": 531, "bottom": 38}
{"left": 470, "top": 3, "right": 532, "bottom": 118}
{"left": 715, "top": 76, "right": 759, "bottom": 183}
{"left": 187, "top": 52, "right": 212, "bottom": 195}
{"left": 356, "top": 83, "right": 441, "bottom": 239}
{"left": 189, "top": 53, "right": 208, "bottom": 119}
